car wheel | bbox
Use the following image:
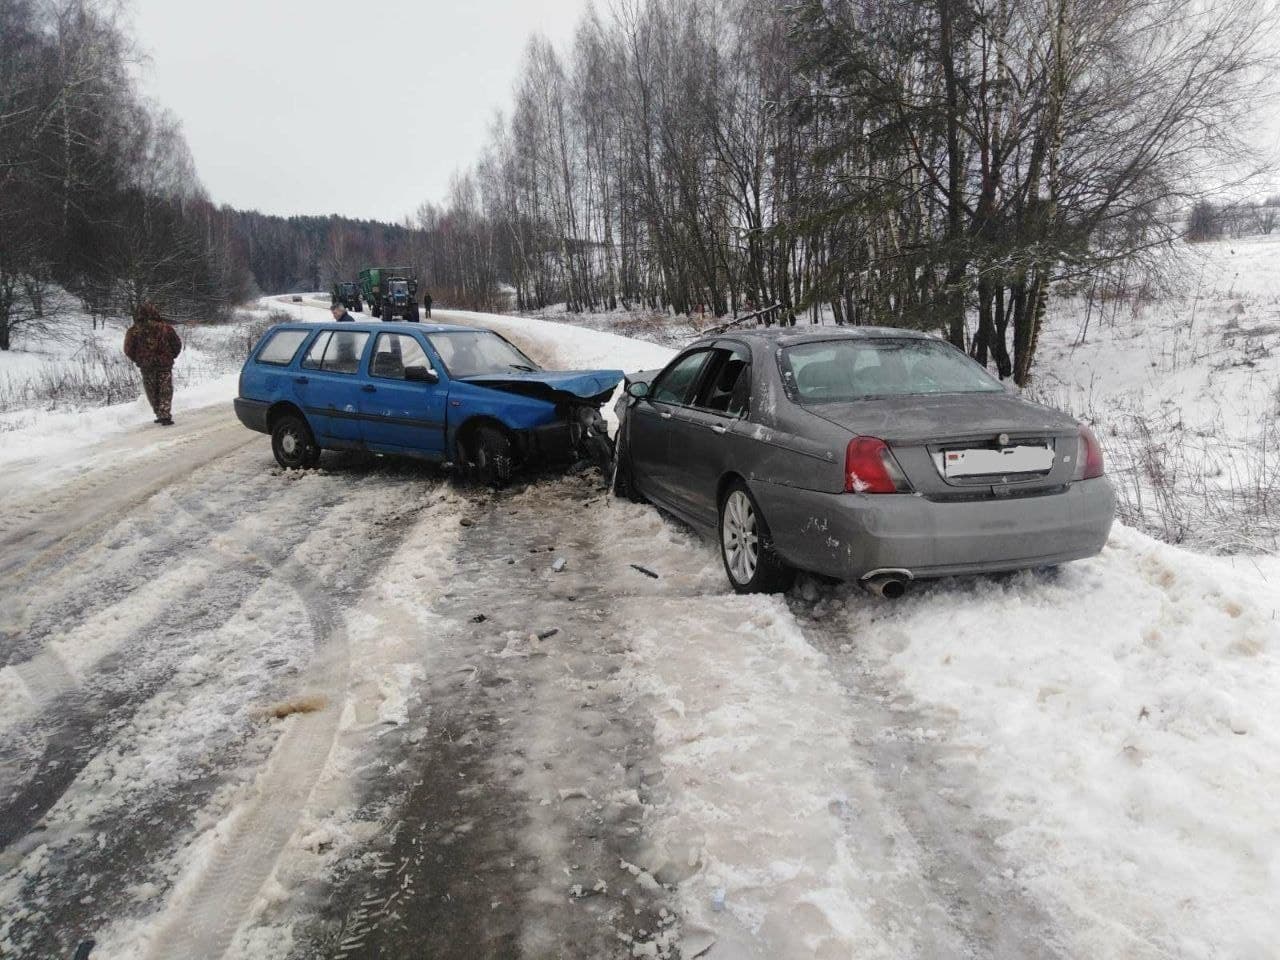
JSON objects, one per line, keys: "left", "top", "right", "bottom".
{"left": 272, "top": 414, "right": 319, "bottom": 470}
{"left": 611, "top": 424, "right": 645, "bottom": 503}
{"left": 472, "top": 425, "right": 514, "bottom": 486}
{"left": 719, "top": 480, "right": 795, "bottom": 594}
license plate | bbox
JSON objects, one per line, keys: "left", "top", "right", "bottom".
{"left": 942, "top": 444, "right": 1054, "bottom": 477}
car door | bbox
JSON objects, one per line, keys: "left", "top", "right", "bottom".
{"left": 297, "top": 328, "right": 371, "bottom": 445}
{"left": 358, "top": 332, "right": 448, "bottom": 457}
{"left": 668, "top": 343, "right": 753, "bottom": 525}
{"left": 627, "top": 349, "right": 713, "bottom": 507}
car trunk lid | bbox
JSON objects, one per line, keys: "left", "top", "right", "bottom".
{"left": 809, "top": 393, "right": 1081, "bottom": 498}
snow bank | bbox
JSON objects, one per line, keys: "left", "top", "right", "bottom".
{"left": 832, "top": 525, "right": 1280, "bottom": 958}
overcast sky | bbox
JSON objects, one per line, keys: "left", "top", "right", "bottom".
{"left": 129, "top": 0, "right": 587, "bottom": 223}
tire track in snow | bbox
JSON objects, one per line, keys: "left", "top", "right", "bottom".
{"left": 0, "top": 466, "right": 349, "bottom": 851}
{"left": 789, "top": 590, "right": 1068, "bottom": 959}
{"left": 0, "top": 406, "right": 252, "bottom": 586}
{"left": 285, "top": 474, "right": 674, "bottom": 959}
{"left": 134, "top": 479, "right": 450, "bottom": 960}
{"left": 0, "top": 455, "right": 444, "bottom": 958}
{"left": 143, "top": 558, "right": 350, "bottom": 960}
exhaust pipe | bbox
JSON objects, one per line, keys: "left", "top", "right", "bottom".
{"left": 860, "top": 570, "right": 911, "bottom": 600}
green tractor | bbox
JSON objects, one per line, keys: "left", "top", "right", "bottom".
{"left": 330, "top": 280, "right": 363, "bottom": 312}
{"left": 359, "top": 266, "right": 419, "bottom": 322}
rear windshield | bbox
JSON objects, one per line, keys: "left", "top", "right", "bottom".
{"left": 256, "top": 329, "right": 309, "bottom": 366}
{"left": 781, "top": 338, "right": 1003, "bottom": 402}
{"left": 427, "top": 331, "right": 540, "bottom": 377}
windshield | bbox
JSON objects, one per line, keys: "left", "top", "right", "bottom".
{"left": 389, "top": 280, "right": 409, "bottom": 295}
{"left": 781, "top": 338, "right": 1004, "bottom": 402}
{"left": 426, "top": 331, "right": 541, "bottom": 377}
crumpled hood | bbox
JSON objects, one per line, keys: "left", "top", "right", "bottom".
{"left": 460, "top": 369, "right": 625, "bottom": 402}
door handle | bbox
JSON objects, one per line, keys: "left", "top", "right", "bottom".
{"left": 294, "top": 376, "right": 309, "bottom": 384}
{"left": 710, "top": 424, "right": 727, "bottom": 435}
{"left": 361, "top": 384, "right": 376, "bottom": 393}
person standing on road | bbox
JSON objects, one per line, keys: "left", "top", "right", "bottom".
{"left": 423, "top": 291, "right": 433, "bottom": 319}
{"left": 123, "top": 301, "right": 183, "bottom": 426}
{"left": 330, "top": 302, "right": 354, "bottom": 322}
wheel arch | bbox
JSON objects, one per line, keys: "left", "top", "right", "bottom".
{"left": 266, "top": 400, "right": 308, "bottom": 432}
{"left": 716, "top": 471, "right": 749, "bottom": 510}
{"left": 454, "top": 414, "right": 520, "bottom": 461}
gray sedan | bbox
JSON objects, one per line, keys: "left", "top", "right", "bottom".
{"left": 613, "top": 327, "right": 1115, "bottom": 597}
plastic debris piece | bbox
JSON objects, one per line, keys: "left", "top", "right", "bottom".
{"left": 460, "top": 517, "right": 475, "bottom": 527}
{"left": 470, "top": 614, "right": 488, "bottom": 624}
{"left": 537, "top": 628, "right": 560, "bottom": 640}
{"left": 552, "top": 557, "right": 567, "bottom": 573}
{"left": 74, "top": 943, "right": 96, "bottom": 960}
{"left": 630, "top": 564, "right": 660, "bottom": 579}
{"left": 711, "top": 887, "right": 726, "bottom": 912}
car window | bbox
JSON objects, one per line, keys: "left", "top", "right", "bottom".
{"left": 370, "top": 333, "right": 433, "bottom": 380}
{"left": 651, "top": 350, "right": 711, "bottom": 405}
{"left": 426, "top": 331, "right": 539, "bottom": 377}
{"left": 692, "top": 346, "right": 751, "bottom": 416}
{"left": 301, "top": 330, "right": 369, "bottom": 375}
{"left": 781, "top": 338, "right": 1003, "bottom": 402}
{"left": 256, "top": 329, "right": 308, "bottom": 366}
{"left": 300, "top": 332, "right": 330, "bottom": 371}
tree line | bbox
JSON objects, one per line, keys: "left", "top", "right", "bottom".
{"left": 415, "top": 0, "right": 1273, "bottom": 383}
{"left": 0, "top": 0, "right": 447, "bottom": 351}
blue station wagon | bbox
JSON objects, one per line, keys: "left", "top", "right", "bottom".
{"left": 234, "top": 322, "right": 623, "bottom": 482}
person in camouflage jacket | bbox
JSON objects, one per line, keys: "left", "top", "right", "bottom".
{"left": 123, "top": 301, "right": 183, "bottom": 425}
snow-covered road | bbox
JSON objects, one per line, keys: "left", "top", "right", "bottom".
{"left": 1, "top": 303, "right": 1277, "bottom": 959}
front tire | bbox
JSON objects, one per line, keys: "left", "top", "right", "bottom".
{"left": 272, "top": 414, "right": 320, "bottom": 470}
{"left": 471, "top": 425, "right": 514, "bottom": 487}
{"left": 719, "top": 481, "right": 794, "bottom": 594}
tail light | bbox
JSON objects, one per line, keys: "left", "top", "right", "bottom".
{"left": 1074, "top": 425, "right": 1105, "bottom": 480}
{"left": 845, "top": 437, "right": 910, "bottom": 493}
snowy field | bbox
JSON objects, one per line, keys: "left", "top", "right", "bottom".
{"left": 0, "top": 296, "right": 1277, "bottom": 959}
{"left": 1035, "top": 235, "right": 1280, "bottom": 551}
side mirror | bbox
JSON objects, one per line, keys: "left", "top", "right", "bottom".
{"left": 627, "top": 380, "right": 650, "bottom": 399}
{"left": 405, "top": 365, "right": 438, "bottom": 383}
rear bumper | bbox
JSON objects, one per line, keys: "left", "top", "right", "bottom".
{"left": 234, "top": 397, "right": 271, "bottom": 434}
{"left": 752, "top": 477, "right": 1115, "bottom": 581}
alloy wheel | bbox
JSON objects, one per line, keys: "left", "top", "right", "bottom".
{"left": 722, "top": 490, "right": 759, "bottom": 585}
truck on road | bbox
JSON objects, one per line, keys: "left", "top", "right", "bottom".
{"left": 330, "top": 280, "right": 363, "bottom": 312}
{"left": 359, "top": 267, "right": 419, "bottom": 322}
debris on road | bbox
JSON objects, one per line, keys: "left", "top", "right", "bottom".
{"left": 630, "top": 563, "right": 660, "bottom": 579}
{"left": 261, "top": 695, "right": 327, "bottom": 720}
{"left": 470, "top": 613, "right": 488, "bottom": 623}
{"left": 460, "top": 517, "right": 475, "bottom": 527}
{"left": 537, "top": 627, "right": 560, "bottom": 640}
{"left": 552, "top": 557, "right": 567, "bottom": 573}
